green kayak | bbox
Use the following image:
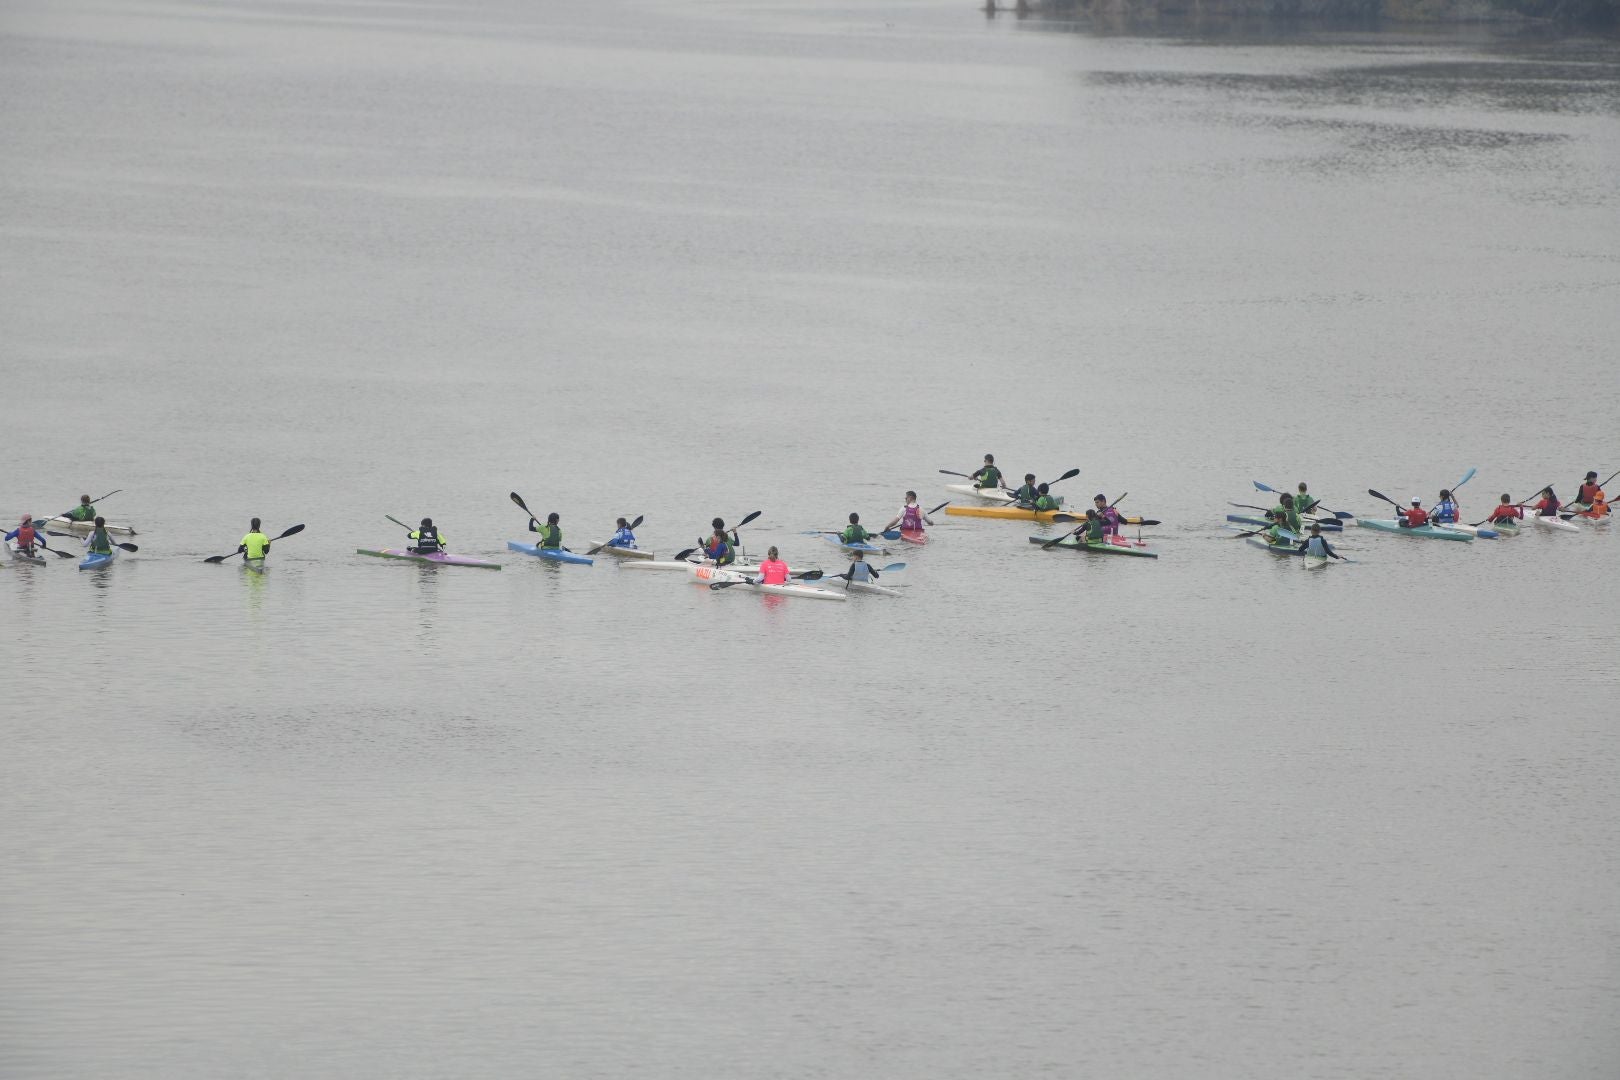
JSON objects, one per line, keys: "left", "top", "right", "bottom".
{"left": 1027, "top": 535, "right": 1158, "bottom": 559}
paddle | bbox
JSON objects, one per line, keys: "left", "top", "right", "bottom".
{"left": 203, "top": 524, "right": 306, "bottom": 564}
{"left": 1252, "top": 481, "right": 1354, "bottom": 520}
{"left": 584, "top": 515, "right": 643, "bottom": 556}
{"left": 507, "top": 492, "right": 543, "bottom": 532}
{"left": 832, "top": 561, "right": 906, "bottom": 580}
{"left": 1044, "top": 494, "right": 1130, "bottom": 548}
{"left": 35, "top": 488, "right": 125, "bottom": 529}
{"left": 1470, "top": 487, "right": 1547, "bottom": 528}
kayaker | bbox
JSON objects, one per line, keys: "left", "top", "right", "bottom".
{"left": 1294, "top": 483, "right": 1321, "bottom": 516}
{"left": 881, "top": 491, "right": 935, "bottom": 535}
{"left": 534, "top": 513, "right": 563, "bottom": 550}
{"left": 608, "top": 517, "right": 637, "bottom": 549}
{"left": 1263, "top": 512, "right": 1294, "bottom": 546}
{"left": 847, "top": 550, "right": 879, "bottom": 583}
{"left": 707, "top": 517, "right": 742, "bottom": 556}
{"left": 1091, "top": 495, "right": 1123, "bottom": 537}
{"left": 971, "top": 454, "right": 1003, "bottom": 491}
{"left": 238, "top": 518, "right": 272, "bottom": 562}
{"left": 1532, "top": 488, "right": 1561, "bottom": 518}
{"left": 1575, "top": 471, "right": 1603, "bottom": 507}
{"left": 64, "top": 494, "right": 96, "bottom": 522}
{"left": 1032, "top": 483, "right": 1059, "bottom": 512}
{"left": 1488, "top": 495, "right": 1525, "bottom": 524}
{"left": 1397, "top": 498, "right": 1429, "bottom": 528}
{"left": 756, "top": 546, "right": 790, "bottom": 585}
{"left": 1295, "top": 524, "right": 1344, "bottom": 560}
{"left": 82, "top": 517, "right": 115, "bottom": 556}
{"left": 408, "top": 518, "right": 445, "bottom": 554}
{"left": 1009, "top": 474, "right": 1039, "bottom": 506}
{"left": 840, "top": 513, "right": 872, "bottom": 545}
{"left": 4, "top": 516, "right": 49, "bottom": 556}
{"left": 1431, "top": 489, "right": 1461, "bottom": 525}
{"left": 701, "top": 528, "right": 735, "bottom": 566}
{"left": 1271, "top": 493, "right": 1303, "bottom": 535}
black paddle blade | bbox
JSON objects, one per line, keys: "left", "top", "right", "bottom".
{"left": 1367, "top": 489, "right": 1396, "bottom": 505}
{"left": 736, "top": 510, "right": 762, "bottom": 528}
{"left": 117, "top": 543, "right": 138, "bottom": 552}
{"left": 203, "top": 555, "right": 229, "bottom": 564}
{"left": 1050, "top": 467, "right": 1080, "bottom": 484}
{"left": 796, "top": 570, "right": 823, "bottom": 580}
{"left": 672, "top": 547, "right": 697, "bottom": 562}
{"left": 927, "top": 501, "right": 950, "bottom": 514}
{"left": 628, "top": 515, "right": 644, "bottom": 530}
{"left": 277, "top": 524, "right": 307, "bottom": 539}
{"left": 51, "top": 548, "right": 74, "bottom": 559}
{"left": 509, "top": 491, "right": 531, "bottom": 515}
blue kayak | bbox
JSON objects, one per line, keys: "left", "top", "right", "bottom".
{"left": 507, "top": 540, "right": 593, "bottom": 565}
{"left": 79, "top": 550, "right": 117, "bottom": 572}
{"left": 823, "top": 535, "right": 889, "bottom": 555}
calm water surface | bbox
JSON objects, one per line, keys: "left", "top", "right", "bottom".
{"left": 2, "top": 1, "right": 1617, "bottom": 1077}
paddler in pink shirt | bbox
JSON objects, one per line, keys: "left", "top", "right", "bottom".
{"left": 756, "top": 546, "right": 791, "bottom": 585}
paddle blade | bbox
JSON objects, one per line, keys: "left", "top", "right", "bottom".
{"left": 117, "top": 543, "right": 138, "bottom": 552}
{"left": 1135, "top": 519, "right": 1162, "bottom": 527}
{"left": 508, "top": 491, "right": 529, "bottom": 513}
{"left": 795, "top": 570, "right": 824, "bottom": 580}
{"left": 1051, "top": 468, "right": 1080, "bottom": 485}
{"left": 1453, "top": 467, "right": 1477, "bottom": 491}
{"left": 203, "top": 555, "right": 229, "bottom": 564}
{"left": 879, "top": 562, "right": 906, "bottom": 571}
{"left": 708, "top": 581, "right": 739, "bottom": 590}
{"left": 1253, "top": 481, "right": 1280, "bottom": 494}
{"left": 276, "top": 524, "right": 307, "bottom": 539}
{"left": 880, "top": 530, "right": 901, "bottom": 540}
{"left": 1367, "top": 489, "right": 1397, "bottom": 506}
{"left": 927, "top": 501, "right": 950, "bottom": 514}
{"left": 735, "top": 510, "right": 763, "bottom": 529}
{"left": 51, "top": 548, "right": 74, "bottom": 559}
{"left": 672, "top": 548, "right": 697, "bottom": 562}
{"left": 628, "top": 515, "right": 644, "bottom": 530}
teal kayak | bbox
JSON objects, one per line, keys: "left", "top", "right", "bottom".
{"left": 1027, "top": 535, "right": 1158, "bottom": 559}
{"left": 507, "top": 540, "right": 593, "bottom": 565}
{"left": 1358, "top": 518, "right": 1473, "bottom": 542}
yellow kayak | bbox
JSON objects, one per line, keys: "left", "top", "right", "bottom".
{"left": 945, "top": 505, "right": 1146, "bottom": 524}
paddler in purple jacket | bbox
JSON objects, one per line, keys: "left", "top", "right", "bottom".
{"left": 1091, "top": 494, "right": 1123, "bottom": 537}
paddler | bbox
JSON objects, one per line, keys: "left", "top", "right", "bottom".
{"left": 1431, "top": 489, "right": 1461, "bottom": 525}
{"left": 4, "top": 516, "right": 49, "bottom": 557}
{"left": 1009, "top": 473, "right": 1039, "bottom": 506}
{"left": 1295, "top": 523, "right": 1344, "bottom": 560}
{"left": 607, "top": 517, "right": 637, "bottom": 549}
{"left": 839, "top": 513, "right": 872, "bottom": 546}
{"left": 1397, "top": 498, "right": 1429, "bottom": 528}
{"left": 1032, "top": 483, "right": 1059, "bottom": 512}
{"left": 408, "top": 517, "right": 445, "bottom": 553}
{"left": 1263, "top": 511, "right": 1294, "bottom": 546}
{"left": 756, "top": 546, "right": 790, "bottom": 585}
{"left": 534, "top": 513, "right": 563, "bottom": 549}
{"left": 64, "top": 494, "right": 96, "bottom": 523}
{"left": 238, "top": 518, "right": 272, "bottom": 563}
{"left": 1532, "top": 487, "right": 1561, "bottom": 518}
{"left": 881, "top": 491, "right": 935, "bottom": 535}
{"left": 1488, "top": 495, "right": 1525, "bottom": 525}
{"left": 700, "top": 527, "right": 735, "bottom": 566}
{"left": 1294, "top": 483, "right": 1321, "bottom": 516}
{"left": 82, "top": 517, "right": 115, "bottom": 557}
{"left": 846, "top": 549, "right": 880, "bottom": 583}
{"left": 971, "top": 454, "right": 1004, "bottom": 491}
{"left": 1271, "top": 492, "right": 1303, "bottom": 535}
{"left": 1091, "top": 494, "right": 1123, "bottom": 537}
{"left": 1574, "top": 472, "right": 1608, "bottom": 515}
{"left": 705, "top": 517, "right": 742, "bottom": 557}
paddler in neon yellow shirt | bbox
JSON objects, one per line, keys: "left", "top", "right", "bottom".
{"left": 533, "top": 512, "right": 562, "bottom": 549}
{"left": 239, "top": 518, "right": 272, "bottom": 562}
{"left": 408, "top": 518, "right": 446, "bottom": 554}
{"left": 64, "top": 495, "right": 96, "bottom": 522}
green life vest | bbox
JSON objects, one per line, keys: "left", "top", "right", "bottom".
{"left": 841, "top": 525, "right": 869, "bottom": 544}
{"left": 68, "top": 504, "right": 95, "bottom": 522}
{"left": 1012, "top": 484, "right": 1038, "bottom": 504}
{"left": 1274, "top": 505, "right": 1302, "bottom": 534}
{"left": 976, "top": 467, "right": 1002, "bottom": 489}
{"left": 538, "top": 524, "right": 561, "bottom": 549}
{"left": 1296, "top": 493, "right": 1319, "bottom": 515}
{"left": 1084, "top": 518, "right": 1106, "bottom": 542}
{"left": 1034, "top": 495, "right": 1058, "bottom": 511}
{"left": 88, "top": 528, "right": 113, "bottom": 554}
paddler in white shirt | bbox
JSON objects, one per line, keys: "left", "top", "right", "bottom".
{"left": 881, "top": 491, "right": 935, "bottom": 535}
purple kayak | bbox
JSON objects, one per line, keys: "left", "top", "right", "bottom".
{"left": 356, "top": 547, "right": 501, "bottom": 570}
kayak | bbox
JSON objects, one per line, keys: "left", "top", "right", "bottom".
{"left": 244, "top": 558, "right": 266, "bottom": 575}
{"left": 1489, "top": 518, "right": 1522, "bottom": 536}
{"left": 5, "top": 540, "right": 49, "bottom": 565}
{"left": 1424, "top": 520, "right": 1499, "bottom": 539}
{"left": 898, "top": 528, "right": 928, "bottom": 545}
{"left": 1027, "top": 535, "right": 1158, "bottom": 559}
{"left": 833, "top": 577, "right": 902, "bottom": 597}
{"left": 40, "top": 516, "right": 138, "bottom": 537}
{"left": 1244, "top": 536, "right": 1341, "bottom": 561}
{"left": 622, "top": 558, "right": 819, "bottom": 576}
{"left": 949, "top": 505, "right": 1143, "bottom": 524}
{"left": 1226, "top": 514, "right": 1342, "bottom": 532}
{"left": 79, "top": 549, "right": 118, "bottom": 571}
{"left": 507, "top": 540, "right": 593, "bottom": 565}
{"left": 943, "top": 484, "right": 1063, "bottom": 506}
{"left": 1356, "top": 519, "right": 1473, "bottom": 542}
{"left": 824, "top": 535, "right": 888, "bottom": 555}
{"left": 590, "top": 542, "right": 654, "bottom": 560}
{"left": 1563, "top": 503, "right": 1611, "bottom": 523}
{"left": 1533, "top": 513, "right": 1579, "bottom": 533}
{"left": 688, "top": 563, "right": 846, "bottom": 601}
{"left": 357, "top": 548, "right": 502, "bottom": 569}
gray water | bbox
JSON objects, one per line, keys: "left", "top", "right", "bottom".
{"left": 3, "top": 1, "right": 1618, "bottom": 1076}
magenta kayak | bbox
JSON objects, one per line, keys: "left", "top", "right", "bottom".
{"left": 356, "top": 548, "right": 502, "bottom": 569}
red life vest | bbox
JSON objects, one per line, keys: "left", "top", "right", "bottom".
{"left": 1401, "top": 507, "right": 1429, "bottom": 526}
{"left": 16, "top": 524, "right": 37, "bottom": 548}
{"left": 1577, "top": 483, "right": 1601, "bottom": 505}
{"left": 1489, "top": 505, "right": 1522, "bottom": 522}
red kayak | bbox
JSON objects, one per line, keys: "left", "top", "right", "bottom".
{"left": 899, "top": 528, "right": 928, "bottom": 545}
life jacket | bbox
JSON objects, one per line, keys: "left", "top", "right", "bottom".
{"left": 1012, "top": 484, "right": 1037, "bottom": 504}
{"left": 1489, "top": 504, "right": 1522, "bottom": 522}
{"left": 1401, "top": 507, "right": 1429, "bottom": 527}
{"left": 610, "top": 527, "right": 635, "bottom": 548}
{"left": 841, "top": 525, "right": 868, "bottom": 544}
{"left": 1303, "top": 535, "right": 1332, "bottom": 557}
{"left": 1535, "top": 496, "right": 1560, "bottom": 516}
{"left": 758, "top": 559, "right": 789, "bottom": 585}
{"left": 1084, "top": 519, "right": 1106, "bottom": 543}
{"left": 16, "top": 524, "right": 37, "bottom": 549}
{"left": 1098, "top": 507, "right": 1121, "bottom": 535}
{"left": 1588, "top": 496, "right": 1610, "bottom": 518}
{"left": 536, "top": 524, "right": 561, "bottom": 549}
{"left": 1296, "top": 494, "right": 1319, "bottom": 514}
{"left": 87, "top": 528, "right": 113, "bottom": 554}
{"left": 705, "top": 538, "right": 732, "bottom": 565}
{"left": 1577, "top": 483, "right": 1601, "bottom": 505}
{"left": 975, "top": 467, "right": 1001, "bottom": 489}
{"left": 849, "top": 561, "right": 873, "bottom": 582}
{"left": 411, "top": 526, "right": 441, "bottom": 553}
{"left": 69, "top": 505, "right": 96, "bottom": 522}
{"left": 1432, "top": 499, "right": 1459, "bottom": 524}
{"left": 900, "top": 505, "right": 922, "bottom": 531}
{"left": 1034, "top": 495, "right": 1058, "bottom": 511}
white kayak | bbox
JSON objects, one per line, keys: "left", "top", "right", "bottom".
{"left": 6, "top": 539, "right": 49, "bottom": 565}
{"left": 1534, "top": 513, "right": 1580, "bottom": 533}
{"left": 41, "top": 516, "right": 138, "bottom": 536}
{"left": 624, "top": 558, "right": 822, "bottom": 576}
{"left": 688, "top": 563, "right": 845, "bottom": 601}
{"left": 590, "top": 542, "right": 654, "bottom": 560}
{"left": 943, "top": 483, "right": 1064, "bottom": 506}
{"left": 831, "top": 576, "right": 902, "bottom": 596}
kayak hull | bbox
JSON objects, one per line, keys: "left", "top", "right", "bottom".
{"left": 243, "top": 558, "right": 266, "bottom": 575}
{"left": 943, "top": 484, "right": 1063, "bottom": 506}
{"left": 6, "top": 540, "right": 48, "bottom": 565}
{"left": 357, "top": 548, "right": 502, "bottom": 569}
{"left": 837, "top": 578, "right": 902, "bottom": 596}
{"left": 1426, "top": 521, "right": 1498, "bottom": 539}
{"left": 824, "top": 536, "right": 888, "bottom": 555}
{"left": 1533, "top": 513, "right": 1579, "bottom": 533}
{"left": 1027, "top": 536, "right": 1158, "bottom": 558}
{"left": 42, "top": 516, "right": 138, "bottom": 537}
{"left": 507, "top": 540, "right": 593, "bottom": 564}
{"left": 79, "top": 550, "right": 118, "bottom": 571}
{"left": 1226, "top": 514, "right": 1343, "bottom": 532}
{"left": 1356, "top": 519, "right": 1473, "bottom": 542}
{"left": 688, "top": 564, "right": 846, "bottom": 601}
{"left": 898, "top": 529, "right": 928, "bottom": 545}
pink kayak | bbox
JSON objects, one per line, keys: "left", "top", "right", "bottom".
{"left": 899, "top": 529, "right": 928, "bottom": 545}
{"left": 356, "top": 548, "right": 502, "bottom": 569}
